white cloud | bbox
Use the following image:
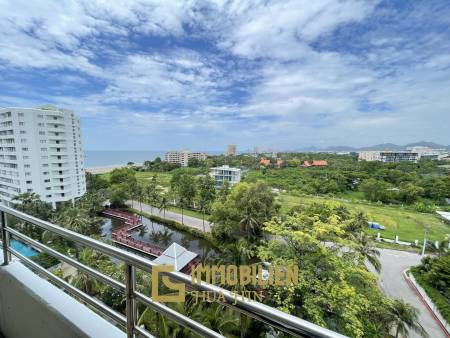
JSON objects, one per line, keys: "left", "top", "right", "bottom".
{"left": 0, "top": 0, "right": 449, "bottom": 149}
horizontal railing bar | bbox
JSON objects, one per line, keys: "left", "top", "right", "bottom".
{"left": 6, "top": 227, "right": 125, "bottom": 292}
{"left": 7, "top": 247, "right": 127, "bottom": 327}
{"left": 1, "top": 205, "right": 347, "bottom": 338}
{"left": 135, "top": 292, "right": 225, "bottom": 338}
{"left": 134, "top": 325, "right": 157, "bottom": 338}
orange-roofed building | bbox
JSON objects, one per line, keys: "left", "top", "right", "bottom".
{"left": 312, "top": 160, "right": 328, "bottom": 166}
{"left": 260, "top": 158, "right": 271, "bottom": 166}
{"left": 302, "top": 160, "right": 328, "bottom": 167}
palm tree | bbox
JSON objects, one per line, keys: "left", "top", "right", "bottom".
{"left": 158, "top": 193, "right": 169, "bottom": 219}
{"left": 218, "top": 239, "right": 255, "bottom": 267}
{"left": 354, "top": 231, "right": 381, "bottom": 273}
{"left": 134, "top": 185, "right": 145, "bottom": 214}
{"left": 239, "top": 211, "right": 260, "bottom": 242}
{"left": 389, "top": 299, "right": 428, "bottom": 338}
{"left": 192, "top": 304, "right": 239, "bottom": 337}
{"left": 69, "top": 248, "right": 104, "bottom": 295}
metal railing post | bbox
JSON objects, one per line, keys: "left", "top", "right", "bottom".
{"left": 1, "top": 211, "right": 10, "bottom": 265}
{"left": 125, "top": 264, "right": 136, "bottom": 338}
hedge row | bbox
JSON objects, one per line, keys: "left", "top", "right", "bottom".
{"left": 410, "top": 267, "right": 450, "bottom": 324}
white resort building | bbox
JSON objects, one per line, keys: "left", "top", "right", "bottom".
{"left": 0, "top": 106, "right": 86, "bottom": 207}
{"left": 209, "top": 165, "right": 241, "bottom": 187}
{"left": 358, "top": 150, "right": 419, "bottom": 163}
{"left": 164, "top": 150, "right": 207, "bottom": 167}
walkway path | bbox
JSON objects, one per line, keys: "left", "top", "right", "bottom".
{"left": 127, "top": 200, "right": 212, "bottom": 232}
{"left": 371, "top": 248, "right": 447, "bottom": 338}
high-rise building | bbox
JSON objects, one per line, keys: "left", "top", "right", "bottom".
{"left": 164, "top": 150, "right": 207, "bottom": 167}
{"left": 0, "top": 106, "right": 86, "bottom": 207}
{"left": 226, "top": 144, "right": 237, "bottom": 156}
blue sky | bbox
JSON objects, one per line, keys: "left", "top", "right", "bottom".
{"left": 0, "top": 0, "right": 449, "bottom": 151}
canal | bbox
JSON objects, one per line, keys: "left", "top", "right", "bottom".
{"left": 100, "top": 214, "right": 219, "bottom": 262}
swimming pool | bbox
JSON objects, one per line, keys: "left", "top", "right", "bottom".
{"left": 11, "top": 239, "right": 38, "bottom": 257}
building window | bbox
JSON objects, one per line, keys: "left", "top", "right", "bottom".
{"left": 20, "top": 130, "right": 26, "bottom": 134}
{"left": 46, "top": 195, "right": 52, "bottom": 198}
{"left": 26, "top": 180, "right": 32, "bottom": 184}
{"left": 22, "top": 147, "right": 28, "bottom": 151}
{"left": 39, "top": 131, "right": 45, "bottom": 135}
{"left": 18, "top": 113, "right": 24, "bottom": 117}
{"left": 24, "top": 164, "right": 30, "bottom": 168}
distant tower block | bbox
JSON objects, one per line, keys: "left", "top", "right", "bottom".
{"left": 227, "top": 144, "right": 237, "bottom": 156}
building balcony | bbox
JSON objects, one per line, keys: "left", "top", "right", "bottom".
{"left": 0, "top": 206, "right": 345, "bottom": 338}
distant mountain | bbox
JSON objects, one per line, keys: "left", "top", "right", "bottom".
{"left": 293, "top": 141, "right": 449, "bottom": 152}
{"left": 404, "top": 141, "right": 449, "bottom": 149}
{"left": 358, "top": 143, "right": 405, "bottom": 151}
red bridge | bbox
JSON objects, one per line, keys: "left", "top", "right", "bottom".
{"left": 102, "top": 209, "right": 164, "bottom": 257}
{"left": 102, "top": 208, "right": 201, "bottom": 273}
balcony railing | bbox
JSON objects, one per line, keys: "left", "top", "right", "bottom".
{"left": 0, "top": 205, "right": 347, "bottom": 338}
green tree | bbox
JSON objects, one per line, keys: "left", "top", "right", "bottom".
{"left": 399, "top": 183, "right": 425, "bottom": 204}
{"left": 197, "top": 175, "right": 216, "bottom": 230}
{"left": 211, "top": 182, "right": 279, "bottom": 242}
{"left": 109, "top": 167, "right": 137, "bottom": 186}
{"left": 108, "top": 183, "right": 129, "bottom": 206}
{"left": 158, "top": 192, "right": 170, "bottom": 218}
{"left": 85, "top": 172, "right": 109, "bottom": 193}
{"left": 353, "top": 231, "right": 381, "bottom": 273}
{"left": 359, "top": 178, "right": 392, "bottom": 203}
{"left": 388, "top": 299, "right": 428, "bottom": 338}
{"left": 171, "top": 173, "right": 196, "bottom": 224}
{"left": 259, "top": 203, "right": 396, "bottom": 337}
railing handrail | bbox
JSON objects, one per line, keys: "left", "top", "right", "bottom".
{"left": 0, "top": 205, "right": 347, "bottom": 338}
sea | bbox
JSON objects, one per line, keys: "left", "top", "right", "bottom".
{"left": 84, "top": 151, "right": 164, "bottom": 168}
{"left": 84, "top": 150, "right": 223, "bottom": 168}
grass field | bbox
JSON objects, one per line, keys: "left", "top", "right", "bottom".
{"left": 168, "top": 206, "right": 206, "bottom": 220}
{"left": 135, "top": 171, "right": 171, "bottom": 187}
{"left": 279, "top": 194, "right": 450, "bottom": 242}
{"left": 100, "top": 171, "right": 172, "bottom": 187}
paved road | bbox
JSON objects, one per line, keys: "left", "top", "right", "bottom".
{"left": 372, "top": 248, "right": 447, "bottom": 338}
{"left": 127, "top": 200, "right": 212, "bottom": 232}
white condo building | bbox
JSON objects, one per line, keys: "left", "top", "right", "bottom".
{"left": 0, "top": 106, "right": 86, "bottom": 207}
{"left": 165, "top": 150, "right": 207, "bottom": 167}
{"left": 209, "top": 165, "right": 241, "bottom": 187}
{"left": 358, "top": 150, "right": 419, "bottom": 163}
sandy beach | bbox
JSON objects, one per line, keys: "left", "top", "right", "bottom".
{"left": 86, "top": 163, "right": 142, "bottom": 174}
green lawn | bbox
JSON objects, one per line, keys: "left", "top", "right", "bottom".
{"left": 335, "top": 191, "right": 365, "bottom": 201}
{"left": 167, "top": 206, "right": 207, "bottom": 220}
{"left": 279, "top": 194, "right": 450, "bottom": 242}
{"left": 135, "top": 171, "right": 171, "bottom": 187}
{"left": 100, "top": 171, "right": 172, "bottom": 187}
